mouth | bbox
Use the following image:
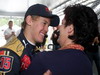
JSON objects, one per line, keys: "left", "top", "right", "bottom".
{"left": 40, "top": 32, "right": 48, "bottom": 39}
{"left": 40, "top": 33, "right": 45, "bottom": 38}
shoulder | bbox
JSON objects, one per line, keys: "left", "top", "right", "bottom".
{"left": 5, "top": 28, "right": 10, "bottom": 31}
{"left": 0, "top": 36, "right": 24, "bottom": 74}
{"left": 1, "top": 36, "right": 24, "bottom": 56}
{"left": 4, "top": 28, "right": 10, "bottom": 34}
{"left": 0, "top": 48, "right": 19, "bottom": 59}
{"left": 4, "top": 28, "right": 8, "bottom": 32}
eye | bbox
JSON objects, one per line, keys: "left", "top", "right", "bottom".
{"left": 43, "top": 22, "right": 47, "bottom": 25}
{"left": 42, "top": 20, "right": 50, "bottom": 27}
{"left": 41, "top": 21, "right": 46, "bottom": 25}
{"left": 42, "top": 22, "right": 49, "bottom": 27}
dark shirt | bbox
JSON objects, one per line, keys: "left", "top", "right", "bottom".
{"left": 21, "top": 49, "right": 92, "bottom": 75}
{"left": 18, "top": 29, "right": 36, "bottom": 59}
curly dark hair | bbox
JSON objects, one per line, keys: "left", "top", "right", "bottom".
{"left": 64, "top": 4, "right": 99, "bottom": 47}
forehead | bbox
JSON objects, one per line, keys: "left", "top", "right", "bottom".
{"left": 39, "top": 16, "right": 50, "bottom": 21}
{"left": 38, "top": 16, "right": 51, "bottom": 24}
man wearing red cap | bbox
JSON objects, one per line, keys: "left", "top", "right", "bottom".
{"left": 0, "top": 4, "right": 59, "bottom": 75}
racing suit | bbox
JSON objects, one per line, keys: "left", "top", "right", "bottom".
{"left": 0, "top": 29, "right": 36, "bottom": 75}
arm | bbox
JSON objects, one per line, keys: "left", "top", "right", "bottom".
{"left": 20, "top": 53, "right": 47, "bottom": 75}
{"left": 0, "top": 48, "right": 20, "bottom": 75}
{"left": 4, "top": 32, "right": 15, "bottom": 40}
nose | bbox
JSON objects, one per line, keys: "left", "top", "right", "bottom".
{"left": 44, "top": 25, "right": 48, "bottom": 33}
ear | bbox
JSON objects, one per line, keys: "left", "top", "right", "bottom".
{"left": 25, "top": 15, "right": 33, "bottom": 26}
{"left": 67, "top": 24, "right": 74, "bottom": 35}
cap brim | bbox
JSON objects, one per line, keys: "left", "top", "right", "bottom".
{"left": 40, "top": 14, "right": 60, "bottom": 27}
{"left": 50, "top": 15, "right": 60, "bottom": 27}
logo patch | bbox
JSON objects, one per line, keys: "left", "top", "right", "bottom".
{"left": 21, "top": 55, "right": 31, "bottom": 70}
{"left": 0, "top": 55, "right": 14, "bottom": 73}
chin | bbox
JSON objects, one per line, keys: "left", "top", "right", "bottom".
{"left": 38, "top": 39, "right": 43, "bottom": 43}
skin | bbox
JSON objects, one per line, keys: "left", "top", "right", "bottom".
{"left": 43, "top": 70, "right": 52, "bottom": 75}
{"left": 24, "top": 15, "right": 50, "bottom": 44}
{"left": 9, "top": 21, "right": 13, "bottom": 29}
{"left": 57, "top": 18, "right": 74, "bottom": 48}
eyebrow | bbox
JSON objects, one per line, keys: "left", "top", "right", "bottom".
{"left": 43, "top": 19, "right": 50, "bottom": 24}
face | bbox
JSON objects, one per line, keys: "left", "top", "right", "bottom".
{"left": 57, "top": 18, "right": 74, "bottom": 47}
{"left": 9, "top": 21, "right": 13, "bottom": 29}
{"left": 57, "top": 19, "right": 67, "bottom": 46}
{"left": 25, "top": 16, "right": 50, "bottom": 44}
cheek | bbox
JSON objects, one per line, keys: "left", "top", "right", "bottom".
{"left": 58, "top": 29, "right": 67, "bottom": 45}
{"left": 32, "top": 24, "right": 41, "bottom": 32}
{"left": 29, "top": 25, "right": 39, "bottom": 37}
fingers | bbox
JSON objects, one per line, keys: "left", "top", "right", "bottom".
{"left": 43, "top": 70, "right": 52, "bottom": 75}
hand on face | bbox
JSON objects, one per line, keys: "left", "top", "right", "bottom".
{"left": 12, "top": 32, "right": 15, "bottom": 36}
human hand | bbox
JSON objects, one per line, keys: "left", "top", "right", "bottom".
{"left": 12, "top": 32, "right": 15, "bottom": 36}
{"left": 43, "top": 70, "right": 52, "bottom": 75}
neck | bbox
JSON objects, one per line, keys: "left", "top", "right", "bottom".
{"left": 61, "top": 42, "right": 74, "bottom": 48}
{"left": 59, "top": 43, "right": 84, "bottom": 51}
{"left": 60, "top": 39, "right": 74, "bottom": 48}
{"left": 24, "top": 29, "right": 35, "bottom": 44}
{"left": 9, "top": 27, "right": 12, "bottom": 29}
